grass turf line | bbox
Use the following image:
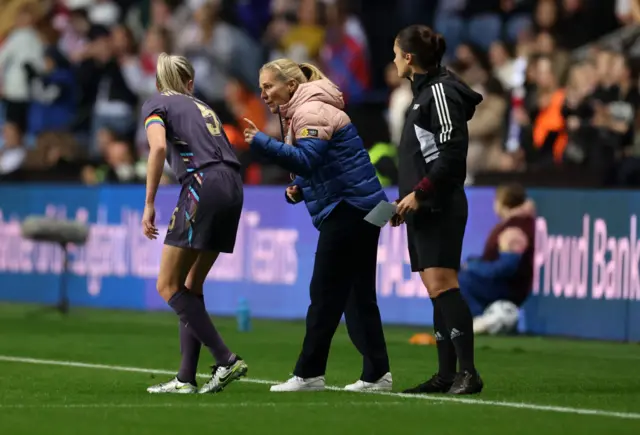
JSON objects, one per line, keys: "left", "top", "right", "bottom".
{"left": 1, "top": 355, "right": 639, "bottom": 420}
{"left": 1, "top": 303, "right": 640, "bottom": 435}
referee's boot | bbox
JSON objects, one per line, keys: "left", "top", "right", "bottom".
{"left": 402, "top": 373, "right": 454, "bottom": 394}
{"left": 447, "top": 370, "right": 483, "bottom": 395}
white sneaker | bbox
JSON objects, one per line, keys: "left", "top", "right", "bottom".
{"left": 344, "top": 372, "right": 392, "bottom": 392}
{"left": 270, "top": 375, "right": 325, "bottom": 392}
{"left": 147, "top": 377, "right": 197, "bottom": 394}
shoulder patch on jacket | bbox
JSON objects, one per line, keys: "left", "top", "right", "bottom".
{"left": 300, "top": 128, "right": 319, "bottom": 138}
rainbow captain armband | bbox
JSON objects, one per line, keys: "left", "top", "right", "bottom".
{"left": 144, "top": 114, "right": 165, "bottom": 130}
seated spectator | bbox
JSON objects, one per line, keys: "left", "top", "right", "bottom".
{"left": 320, "top": 0, "right": 370, "bottom": 104}
{"left": 225, "top": 75, "right": 268, "bottom": 133}
{"left": 467, "top": 76, "right": 512, "bottom": 178}
{"left": 25, "top": 47, "right": 77, "bottom": 136}
{"left": 591, "top": 48, "right": 618, "bottom": 103}
{"left": 280, "top": 0, "right": 325, "bottom": 63}
{"left": 6, "top": 132, "right": 86, "bottom": 182}
{"left": 605, "top": 54, "right": 640, "bottom": 154}
{"left": 458, "top": 183, "right": 535, "bottom": 333}
{"left": 527, "top": 56, "right": 568, "bottom": 165}
{"left": 262, "top": 4, "right": 297, "bottom": 61}
{"left": 126, "top": 25, "right": 173, "bottom": 155}
{"left": 384, "top": 62, "right": 412, "bottom": 146}
{"left": 81, "top": 139, "right": 142, "bottom": 184}
{"left": 55, "top": 6, "right": 93, "bottom": 63}
{"left": 177, "top": 0, "right": 261, "bottom": 113}
{"left": 533, "top": 0, "right": 561, "bottom": 38}
{"left": 561, "top": 61, "right": 597, "bottom": 165}
{"left": 489, "top": 40, "right": 517, "bottom": 90}
{"left": 224, "top": 75, "right": 269, "bottom": 184}
{"left": 534, "top": 32, "right": 570, "bottom": 83}
{"left": 571, "top": 52, "right": 640, "bottom": 181}
{"left": 101, "top": 139, "right": 141, "bottom": 184}
{"left": 0, "top": 5, "right": 44, "bottom": 133}
{"left": 452, "top": 42, "right": 488, "bottom": 74}
{"left": 606, "top": 54, "right": 640, "bottom": 185}
{"left": 89, "top": 26, "right": 138, "bottom": 155}
{"left": 95, "top": 127, "right": 117, "bottom": 157}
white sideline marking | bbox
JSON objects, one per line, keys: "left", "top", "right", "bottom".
{"left": 1, "top": 355, "right": 639, "bottom": 420}
{"left": 0, "top": 402, "right": 406, "bottom": 409}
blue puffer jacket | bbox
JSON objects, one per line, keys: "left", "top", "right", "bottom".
{"left": 250, "top": 79, "right": 386, "bottom": 229}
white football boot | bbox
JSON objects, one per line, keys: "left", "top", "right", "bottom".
{"left": 198, "top": 358, "right": 248, "bottom": 394}
{"left": 270, "top": 375, "right": 325, "bottom": 392}
{"left": 147, "top": 377, "right": 197, "bottom": 394}
{"left": 344, "top": 372, "right": 393, "bottom": 392}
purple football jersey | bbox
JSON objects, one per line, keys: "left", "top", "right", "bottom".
{"left": 141, "top": 91, "right": 241, "bottom": 183}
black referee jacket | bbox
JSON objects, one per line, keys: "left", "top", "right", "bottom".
{"left": 397, "top": 67, "right": 483, "bottom": 206}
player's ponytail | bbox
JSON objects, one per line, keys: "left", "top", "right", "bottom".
{"left": 432, "top": 34, "right": 446, "bottom": 67}
{"left": 261, "top": 59, "right": 334, "bottom": 87}
{"left": 156, "top": 52, "right": 195, "bottom": 95}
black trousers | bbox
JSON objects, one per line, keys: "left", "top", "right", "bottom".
{"left": 293, "top": 202, "right": 390, "bottom": 382}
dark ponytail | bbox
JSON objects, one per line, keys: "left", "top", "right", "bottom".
{"left": 396, "top": 25, "right": 446, "bottom": 70}
{"left": 433, "top": 33, "right": 446, "bottom": 66}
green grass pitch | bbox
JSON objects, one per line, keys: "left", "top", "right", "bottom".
{"left": 0, "top": 303, "right": 639, "bottom": 435}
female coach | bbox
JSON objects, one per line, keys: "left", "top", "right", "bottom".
{"left": 392, "top": 25, "right": 484, "bottom": 395}
{"left": 244, "top": 59, "right": 392, "bottom": 392}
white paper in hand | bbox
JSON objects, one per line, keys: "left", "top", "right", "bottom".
{"left": 364, "top": 201, "right": 398, "bottom": 228}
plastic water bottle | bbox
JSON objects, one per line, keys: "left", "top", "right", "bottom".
{"left": 237, "top": 298, "right": 251, "bottom": 332}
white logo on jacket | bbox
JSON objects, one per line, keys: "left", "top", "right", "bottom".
{"left": 414, "top": 124, "right": 439, "bottom": 164}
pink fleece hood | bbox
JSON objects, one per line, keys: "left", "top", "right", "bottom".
{"left": 279, "top": 79, "right": 345, "bottom": 119}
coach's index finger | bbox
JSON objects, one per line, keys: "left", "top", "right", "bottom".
{"left": 243, "top": 118, "right": 258, "bottom": 130}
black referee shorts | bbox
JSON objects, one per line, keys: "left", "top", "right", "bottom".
{"left": 406, "top": 188, "right": 468, "bottom": 272}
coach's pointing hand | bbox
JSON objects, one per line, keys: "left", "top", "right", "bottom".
{"left": 243, "top": 118, "right": 259, "bottom": 144}
{"left": 396, "top": 192, "right": 419, "bottom": 217}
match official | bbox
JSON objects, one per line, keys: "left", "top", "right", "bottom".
{"left": 392, "top": 25, "right": 484, "bottom": 395}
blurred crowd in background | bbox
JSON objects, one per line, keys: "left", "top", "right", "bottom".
{"left": 1, "top": 0, "right": 640, "bottom": 188}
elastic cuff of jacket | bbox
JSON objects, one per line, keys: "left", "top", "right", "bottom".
{"left": 252, "top": 131, "right": 270, "bottom": 146}
{"left": 413, "top": 177, "right": 433, "bottom": 200}
{"left": 285, "top": 190, "right": 296, "bottom": 204}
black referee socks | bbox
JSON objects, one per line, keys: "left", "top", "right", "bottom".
{"left": 435, "top": 289, "right": 476, "bottom": 373}
{"left": 431, "top": 299, "right": 457, "bottom": 378}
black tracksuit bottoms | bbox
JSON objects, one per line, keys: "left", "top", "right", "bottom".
{"left": 293, "top": 201, "right": 390, "bottom": 382}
